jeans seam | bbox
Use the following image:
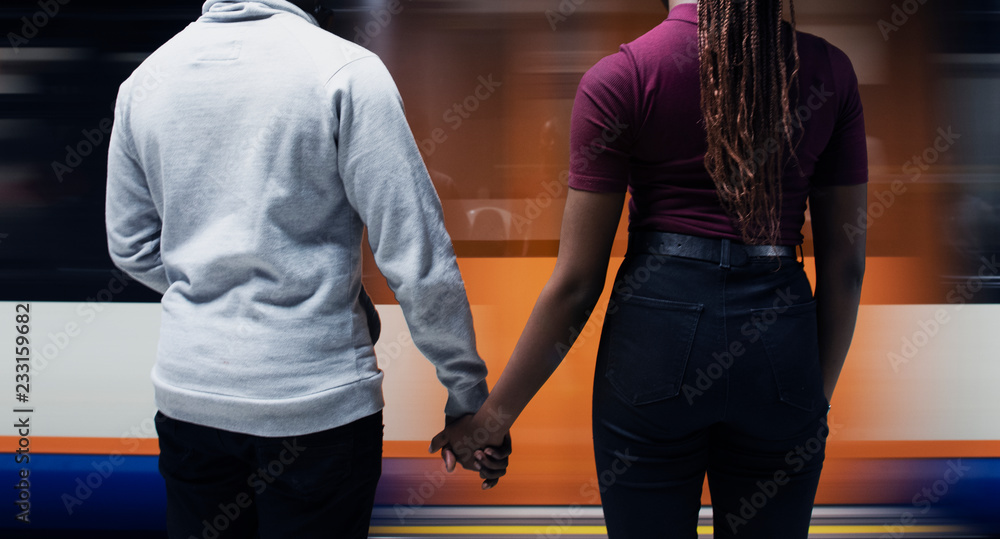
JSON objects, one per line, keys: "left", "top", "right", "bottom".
{"left": 720, "top": 267, "right": 730, "bottom": 421}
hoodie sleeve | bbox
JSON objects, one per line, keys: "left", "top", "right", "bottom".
{"left": 105, "top": 79, "right": 170, "bottom": 295}
{"left": 330, "top": 56, "right": 489, "bottom": 418}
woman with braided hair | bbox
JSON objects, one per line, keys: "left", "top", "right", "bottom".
{"left": 432, "top": 0, "right": 867, "bottom": 536}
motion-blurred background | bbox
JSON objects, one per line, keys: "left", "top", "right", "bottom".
{"left": 0, "top": 0, "right": 997, "bottom": 537}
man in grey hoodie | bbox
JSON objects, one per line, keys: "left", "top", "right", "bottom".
{"left": 106, "top": 1, "right": 507, "bottom": 536}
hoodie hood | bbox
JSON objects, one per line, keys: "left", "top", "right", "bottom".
{"left": 200, "top": 0, "right": 318, "bottom": 26}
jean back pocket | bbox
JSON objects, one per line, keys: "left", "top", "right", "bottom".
{"left": 751, "top": 300, "right": 824, "bottom": 411}
{"left": 603, "top": 294, "right": 703, "bottom": 406}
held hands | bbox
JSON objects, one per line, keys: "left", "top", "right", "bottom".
{"left": 429, "top": 413, "right": 512, "bottom": 489}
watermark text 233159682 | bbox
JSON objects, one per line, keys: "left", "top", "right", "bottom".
{"left": 13, "top": 303, "right": 33, "bottom": 524}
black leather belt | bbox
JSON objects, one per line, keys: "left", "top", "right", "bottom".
{"left": 628, "top": 231, "right": 798, "bottom": 268}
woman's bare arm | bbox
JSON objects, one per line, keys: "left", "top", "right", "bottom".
{"left": 808, "top": 183, "right": 867, "bottom": 402}
{"left": 430, "top": 188, "right": 625, "bottom": 455}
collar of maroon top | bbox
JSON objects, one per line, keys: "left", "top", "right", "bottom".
{"left": 668, "top": 3, "right": 698, "bottom": 24}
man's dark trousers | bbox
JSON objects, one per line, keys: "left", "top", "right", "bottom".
{"left": 155, "top": 410, "right": 383, "bottom": 539}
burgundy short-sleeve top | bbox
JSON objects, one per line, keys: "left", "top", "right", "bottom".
{"left": 567, "top": 4, "right": 868, "bottom": 245}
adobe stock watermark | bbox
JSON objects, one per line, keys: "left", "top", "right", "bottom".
{"left": 550, "top": 253, "right": 667, "bottom": 358}
{"left": 198, "top": 109, "right": 282, "bottom": 211}
{"left": 578, "top": 448, "right": 638, "bottom": 505}
{"left": 373, "top": 329, "right": 412, "bottom": 369}
{"left": 669, "top": 41, "right": 837, "bottom": 135}
{"left": 6, "top": 0, "right": 71, "bottom": 52}
{"left": 545, "top": 0, "right": 587, "bottom": 31}
{"left": 681, "top": 287, "right": 805, "bottom": 405}
{"left": 51, "top": 63, "right": 168, "bottom": 183}
{"left": 725, "top": 417, "right": 840, "bottom": 534}
{"left": 155, "top": 94, "right": 286, "bottom": 215}
{"left": 569, "top": 116, "right": 629, "bottom": 173}
{"left": 30, "top": 269, "right": 135, "bottom": 373}
{"left": 192, "top": 440, "right": 307, "bottom": 539}
{"left": 878, "top": 0, "right": 931, "bottom": 42}
{"left": 551, "top": 284, "right": 612, "bottom": 357}
{"left": 880, "top": 460, "right": 970, "bottom": 538}
{"left": 531, "top": 446, "right": 638, "bottom": 539}
{"left": 887, "top": 254, "right": 998, "bottom": 373}
{"left": 730, "top": 83, "right": 835, "bottom": 178}
{"left": 509, "top": 176, "right": 565, "bottom": 235}
{"left": 843, "top": 127, "right": 960, "bottom": 245}
{"left": 352, "top": 0, "right": 413, "bottom": 47}
{"left": 671, "top": 39, "right": 701, "bottom": 73}
{"left": 440, "top": 407, "right": 512, "bottom": 470}
{"left": 391, "top": 468, "right": 451, "bottom": 523}
{"left": 417, "top": 74, "right": 502, "bottom": 158}
{"left": 505, "top": 115, "right": 628, "bottom": 235}
{"left": 51, "top": 117, "right": 114, "bottom": 183}
{"left": 534, "top": 505, "right": 588, "bottom": 539}
{"left": 394, "top": 407, "right": 511, "bottom": 523}
{"left": 61, "top": 415, "right": 158, "bottom": 515}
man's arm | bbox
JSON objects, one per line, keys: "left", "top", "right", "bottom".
{"left": 809, "top": 183, "right": 867, "bottom": 402}
{"left": 332, "top": 57, "right": 489, "bottom": 419}
{"left": 429, "top": 189, "right": 624, "bottom": 462}
{"left": 106, "top": 85, "right": 169, "bottom": 295}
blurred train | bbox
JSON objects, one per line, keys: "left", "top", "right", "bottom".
{"left": 0, "top": 0, "right": 998, "bottom": 537}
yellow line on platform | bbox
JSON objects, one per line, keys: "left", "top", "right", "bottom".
{"left": 369, "top": 524, "right": 961, "bottom": 536}
{"left": 809, "top": 525, "right": 959, "bottom": 534}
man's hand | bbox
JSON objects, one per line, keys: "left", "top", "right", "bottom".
{"left": 429, "top": 414, "right": 512, "bottom": 489}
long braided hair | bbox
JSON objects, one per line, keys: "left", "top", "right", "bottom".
{"left": 698, "top": 0, "right": 801, "bottom": 245}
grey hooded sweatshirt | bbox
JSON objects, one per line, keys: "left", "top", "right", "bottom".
{"left": 106, "top": 0, "right": 488, "bottom": 436}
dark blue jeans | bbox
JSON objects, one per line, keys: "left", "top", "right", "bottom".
{"left": 155, "top": 411, "right": 383, "bottom": 539}
{"left": 592, "top": 244, "right": 830, "bottom": 538}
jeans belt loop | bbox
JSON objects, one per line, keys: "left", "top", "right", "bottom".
{"left": 720, "top": 238, "right": 731, "bottom": 269}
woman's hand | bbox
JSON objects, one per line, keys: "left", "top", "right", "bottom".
{"left": 430, "top": 414, "right": 512, "bottom": 489}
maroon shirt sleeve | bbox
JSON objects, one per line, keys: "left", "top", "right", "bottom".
{"left": 567, "top": 49, "right": 639, "bottom": 193}
{"left": 810, "top": 44, "right": 869, "bottom": 187}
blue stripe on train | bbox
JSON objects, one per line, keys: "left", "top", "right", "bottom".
{"left": 0, "top": 454, "right": 997, "bottom": 532}
{"left": 0, "top": 453, "right": 165, "bottom": 530}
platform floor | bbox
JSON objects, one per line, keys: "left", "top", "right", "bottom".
{"left": 368, "top": 506, "right": 982, "bottom": 538}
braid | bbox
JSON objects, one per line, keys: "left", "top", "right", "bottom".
{"left": 698, "top": 0, "right": 801, "bottom": 245}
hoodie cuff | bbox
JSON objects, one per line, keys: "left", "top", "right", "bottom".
{"left": 444, "top": 379, "right": 489, "bottom": 419}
